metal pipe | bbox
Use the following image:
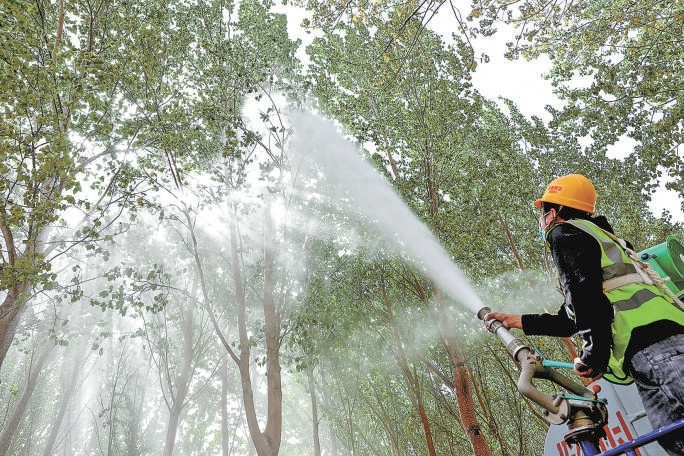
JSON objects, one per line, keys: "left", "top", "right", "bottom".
{"left": 578, "top": 439, "right": 601, "bottom": 456}
{"left": 477, "top": 307, "right": 595, "bottom": 423}
{"left": 476, "top": 307, "right": 528, "bottom": 362}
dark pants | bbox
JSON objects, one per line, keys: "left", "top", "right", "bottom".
{"left": 628, "top": 333, "right": 684, "bottom": 456}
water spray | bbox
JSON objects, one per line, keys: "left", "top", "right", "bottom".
{"left": 288, "top": 109, "right": 486, "bottom": 315}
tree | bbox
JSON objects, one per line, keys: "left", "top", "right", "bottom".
{"left": 470, "top": 0, "right": 684, "bottom": 206}
{"left": 3, "top": 1, "right": 683, "bottom": 455}
{"left": 137, "top": 270, "right": 218, "bottom": 456}
{"left": 0, "top": 0, "right": 196, "bottom": 373}
{"left": 164, "top": 1, "right": 302, "bottom": 453}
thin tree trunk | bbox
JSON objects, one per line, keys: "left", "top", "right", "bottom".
{"left": 329, "top": 423, "right": 338, "bottom": 456}
{"left": 407, "top": 262, "right": 490, "bottom": 455}
{"left": 262, "top": 204, "right": 282, "bottom": 454}
{"left": 162, "top": 299, "right": 195, "bottom": 456}
{"left": 435, "top": 299, "right": 492, "bottom": 456}
{"left": 42, "top": 343, "right": 87, "bottom": 456}
{"left": 164, "top": 405, "right": 183, "bottom": 456}
{"left": 0, "top": 285, "right": 29, "bottom": 372}
{"left": 366, "top": 382, "right": 401, "bottom": 454}
{"left": 222, "top": 358, "right": 231, "bottom": 456}
{"left": 0, "top": 342, "right": 53, "bottom": 456}
{"left": 498, "top": 213, "right": 525, "bottom": 270}
{"left": 381, "top": 278, "right": 437, "bottom": 456}
{"left": 104, "top": 344, "right": 128, "bottom": 456}
{"left": 422, "top": 140, "right": 491, "bottom": 455}
{"left": 307, "top": 364, "right": 322, "bottom": 456}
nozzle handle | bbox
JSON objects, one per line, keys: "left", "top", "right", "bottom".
{"left": 542, "top": 359, "right": 575, "bottom": 370}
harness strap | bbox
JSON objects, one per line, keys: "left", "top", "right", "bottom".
{"left": 600, "top": 229, "right": 684, "bottom": 311}
{"left": 603, "top": 272, "right": 648, "bottom": 293}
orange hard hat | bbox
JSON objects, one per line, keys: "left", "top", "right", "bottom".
{"left": 534, "top": 174, "right": 596, "bottom": 214}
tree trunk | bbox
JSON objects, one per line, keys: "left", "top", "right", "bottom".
{"left": 42, "top": 343, "right": 88, "bottom": 456}
{"left": 381, "top": 278, "right": 437, "bottom": 456}
{"left": 498, "top": 213, "right": 525, "bottom": 271}
{"left": 231, "top": 204, "right": 282, "bottom": 456}
{"left": 0, "top": 285, "right": 29, "bottom": 372}
{"left": 262, "top": 206, "right": 282, "bottom": 454}
{"left": 0, "top": 342, "right": 53, "bottom": 456}
{"left": 164, "top": 404, "right": 183, "bottom": 456}
{"left": 422, "top": 141, "right": 491, "bottom": 455}
{"left": 162, "top": 299, "right": 195, "bottom": 456}
{"left": 307, "top": 364, "right": 322, "bottom": 456}
{"left": 435, "top": 293, "right": 492, "bottom": 456}
{"left": 221, "top": 358, "right": 232, "bottom": 456}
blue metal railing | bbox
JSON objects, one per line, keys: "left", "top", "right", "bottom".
{"left": 588, "top": 417, "right": 684, "bottom": 456}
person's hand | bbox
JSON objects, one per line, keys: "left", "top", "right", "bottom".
{"left": 573, "top": 357, "right": 604, "bottom": 382}
{"left": 483, "top": 312, "right": 523, "bottom": 330}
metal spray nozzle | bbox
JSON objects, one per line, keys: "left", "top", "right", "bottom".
{"left": 476, "top": 306, "right": 491, "bottom": 321}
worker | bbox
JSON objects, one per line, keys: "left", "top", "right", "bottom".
{"left": 485, "top": 173, "right": 684, "bottom": 456}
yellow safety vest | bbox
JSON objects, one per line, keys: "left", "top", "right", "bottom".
{"left": 556, "top": 219, "right": 684, "bottom": 384}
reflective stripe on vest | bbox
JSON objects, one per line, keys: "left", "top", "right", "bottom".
{"left": 561, "top": 220, "right": 684, "bottom": 384}
{"left": 564, "top": 220, "right": 637, "bottom": 280}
